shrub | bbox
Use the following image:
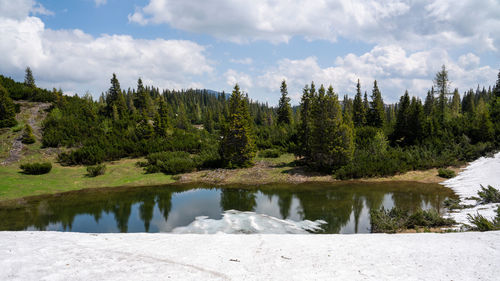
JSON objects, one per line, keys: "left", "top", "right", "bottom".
{"left": 467, "top": 207, "right": 500, "bottom": 231}
{"left": 20, "top": 162, "right": 52, "bottom": 175}
{"left": 477, "top": 185, "right": 500, "bottom": 204}
{"left": 86, "top": 164, "right": 106, "bottom": 177}
{"left": 370, "top": 207, "right": 455, "bottom": 233}
{"left": 259, "top": 148, "right": 281, "bottom": 158}
{"left": 144, "top": 151, "right": 196, "bottom": 174}
{"left": 438, "top": 168, "right": 456, "bottom": 178}
{"left": 22, "top": 124, "right": 36, "bottom": 144}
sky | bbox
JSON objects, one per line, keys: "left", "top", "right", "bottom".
{"left": 0, "top": 0, "right": 499, "bottom": 105}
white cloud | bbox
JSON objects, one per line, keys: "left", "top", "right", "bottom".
{"left": 230, "top": 58, "right": 253, "bottom": 65}
{"left": 94, "top": 0, "right": 107, "bottom": 7}
{"left": 0, "top": 13, "right": 213, "bottom": 96}
{"left": 129, "top": 0, "right": 500, "bottom": 51}
{"left": 257, "top": 45, "right": 497, "bottom": 104}
{"left": 0, "top": 0, "right": 53, "bottom": 19}
{"left": 224, "top": 69, "right": 253, "bottom": 91}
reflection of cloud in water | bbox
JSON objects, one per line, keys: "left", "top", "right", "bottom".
{"left": 152, "top": 189, "right": 222, "bottom": 232}
{"left": 172, "top": 210, "right": 326, "bottom": 234}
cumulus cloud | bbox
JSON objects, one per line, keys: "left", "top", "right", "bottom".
{"left": 0, "top": 6, "right": 213, "bottom": 96}
{"left": 129, "top": 0, "right": 500, "bottom": 51}
{"left": 224, "top": 69, "right": 253, "bottom": 91}
{"left": 94, "top": 0, "right": 107, "bottom": 7}
{"left": 230, "top": 58, "right": 253, "bottom": 65}
{"left": 257, "top": 45, "right": 497, "bottom": 104}
{"left": 0, "top": 0, "right": 53, "bottom": 20}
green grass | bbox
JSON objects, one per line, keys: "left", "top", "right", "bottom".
{"left": 0, "top": 158, "right": 175, "bottom": 201}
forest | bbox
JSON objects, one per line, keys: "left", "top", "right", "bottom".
{"left": 1, "top": 66, "right": 500, "bottom": 179}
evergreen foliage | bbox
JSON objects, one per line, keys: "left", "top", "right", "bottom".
{"left": 0, "top": 84, "right": 17, "bottom": 128}
{"left": 352, "top": 79, "right": 367, "bottom": 127}
{"left": 20, "top": 162, "right": 52, "bottom": 175}
{"left": 277, "top": 80, "right": 292, "bottom": 126}
{"left": 220, "top": 84, "right": 256, "bottom": 168}
{"left": 24, "top": 67, "right": 36, "bottom": 88}
{"left": 368, "top": 80, "right": 385, "bottom": 128}
{"left": 86, "top": 164, "right": 107, "bottom": 177}
{"left": 22, "top": 124, "right": 36, "bottom": 144}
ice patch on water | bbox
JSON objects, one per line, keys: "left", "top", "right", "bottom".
{"left": 441, "top": 152, "right": 500, "bottom": 225}
{"left": 171, "top": 210, "right": 327, "bottom": 234}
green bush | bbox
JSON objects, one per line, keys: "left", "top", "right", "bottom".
{"left": 22, "top": 124, "right": 36, "bottom": 144}
{"left": 259, "top": 148, "right": 282, "bottom": 158}
{"left": 467, "top": 207, "right": 500, "bottom": 231}
{"left": 477, "top": 185, "right": 500, "bottom": 204}
{"left": 438, "top": 168, "right": 456, "bottom": 178}
{"left": 144, "top": 151, "right": 196, "bottom": 174}
{"left": 20, "top": 162, "right": 52, "bottom": 175}
{"left": 370, "top": 207, "right": 455, "bottom": 233}
{"left": 86, "top": 164, "right": 106, "bottom": 177}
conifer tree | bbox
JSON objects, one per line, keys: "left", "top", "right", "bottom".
{"left": 22, "top": 124, "right": 36, "bottom": 144}
{"left": 368, "top": 80, "right": 385, "bottom": 128}
{"left": 24, "top": 67, "right": 36, "bottom": 88}
{"left": 309, "top": 85, "right": 354, "bottom": 171}
{"left": 342, "top": 94, "right": 353, "bottom": 125}
{"left": 450, "top": 88, "right": 461, "bottom": 117}
{"left": 408, "top": 97, "right": 424, "bottom": 144}
{"left": 0, "top": 85, "right": 17, "bottom": 128}
{"left": 352, "top": 79, "right": 367, "bottom": 127}
{"left": 220, "top": 84, "right": 256, "bottom": 168}
{"left": 424, "top": 90, "right": 434, "bottom": 116}
{"left": 298, "top": 84, "right": 313, "bottom": 158}
{"left": 106, "top": 74, "right": 127, "bottom": 119}
{"left": 277, "top": 80, "right": 293, "bottom": 125}
{"left": 135, "top": 78, "right": 152, "bottom": 117}
{"left": 154, "top": 98, "right": 169, "bottom": 137}
{"left": 392, "top": 91, "right": 411, "bottom": 144}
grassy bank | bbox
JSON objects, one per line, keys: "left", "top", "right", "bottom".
{"left": 0, "top": 159, "right": 174, "bottom": 201}
{"left": 0, "top": 153, "right": 462, "bottom": 202}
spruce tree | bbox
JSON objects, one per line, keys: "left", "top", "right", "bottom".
{"left": 297, "top": 83, "right": 313, "bottom": 158}
{"left": 106, "top": 74, "right": 128, "bottom": 119}
{"left": 277, "top": 80, "right": 293, "bottom": 125}
{"left": 368, "top": 80, "right": 385, "bottom": 128}
{"left": 450, "top": 88, "right": 461, "bottom": 117}
{"left": 135, "top": 78, "right": 152, "bottom": 117}
{"left": 392, "top": 91, "right": 411, "bottom": 145}
{"left": 24, "top": 67, "right": 36, "bottom": 88}
{"left": 353, "top": 79, "right": 367, "bottom": 127}
{"left": 154, "top": 98, "right": 169, "bottom": 137}
{"left": 0, "top": 85, "right": 17, "bottom": 128}
{"left": 309, "top": 85, "right": 354, "bottom": 171}
{"left": 220, "top": 84, "right": 256, "bottom": 168}
{"left": 424, "top": 90, "right": 434, "bottom": 116}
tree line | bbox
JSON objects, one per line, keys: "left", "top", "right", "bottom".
{"left": 1, "top": 66, "right": 500, "bottom": 179}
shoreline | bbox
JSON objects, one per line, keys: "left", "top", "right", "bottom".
{"left": 0, "top": 155, "right": 461, "bottom": 204}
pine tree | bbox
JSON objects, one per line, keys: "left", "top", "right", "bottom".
{"left": 434, "top": 65, "right": 450, "bottom": 123}
{"left": 135, "top": 78, "right": 152, "bottom": 117}
{"left": 220, "top": 84, "right": 256, "bottom": 168}
{"left": 392, "top": 91, "right": 411, "bottom": 145}
{"left": 450, "top": 88, "right": 461, "bottom": 117}
{"left": 297, "top": 84, "right": 313, "bottom": 158}
{"left": 342, "top": 94, "right": 353, "bottom": 126}
{"left": 352, "top": 79, "right": 367, "bottom": 127}
{"left": 0, "top": 85, "right": 17, "bottom": 128}
{"left": 309, "top": 85, "right": 354, "bottom": 171}
{"left": 22, "top": 124, "right": 36, "bottom": 144}
{"left": 424, "top": 90, "right": 434, "bottom": 116}
{"left": 154, "top": 98, "right": 169, "bottom": 137}
{"left": 24, "top": 67, "right": 36, "bottom": 88}
{"left": 277, "top": 80, "right": 293, "bottom": 126}
{"left": 408, "top": 97, "right": 424, "bottom": 144}
{"left": 368, "top": 80, "right": 385, "bottom": 128}
{"left": 106, "top": 74, "right": 128, "bottom": 119}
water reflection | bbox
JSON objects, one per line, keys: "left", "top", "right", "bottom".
{"left": 0, "top": 182, "right": 455, "bottom": 234}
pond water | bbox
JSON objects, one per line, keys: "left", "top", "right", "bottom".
{"left": 0, "top": 182, "right": 455, "bottom": 234}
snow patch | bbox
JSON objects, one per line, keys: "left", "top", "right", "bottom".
{"left": 172, "top": 210, "right": 327, "bottom": 234}
{"left": 441, "top": 152, "right": 500, "bottom": 225}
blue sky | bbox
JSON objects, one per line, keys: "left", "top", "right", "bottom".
{"left": 0, "top": 0, "right": 499, "bottom": 104}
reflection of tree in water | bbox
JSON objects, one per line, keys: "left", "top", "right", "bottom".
{"left": 352, "top": 194, "right": 364, "bottom": 233}
{"left": 0, "top": 187, "right": 175, "bottom": 233}
{"left": 295, "top": 190, "right": 353, "bottom": 234}
{"left": 278, "top": 192, "right": 293, "bottom": 219}
{"left": 138, "top": 191, "right": 156, "bottom": 232}
{"left": 156, "top": 191, "right": 172, "bottom": 222}
{"left": 220, "top": 189, "right": 257, "bottom": 211}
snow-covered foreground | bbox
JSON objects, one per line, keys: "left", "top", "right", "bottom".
{"left": 1, "top": 231, "right": 499, "bottom": 281}
{"left": 441, "top": 152, "right": 500, "bottom": 225}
